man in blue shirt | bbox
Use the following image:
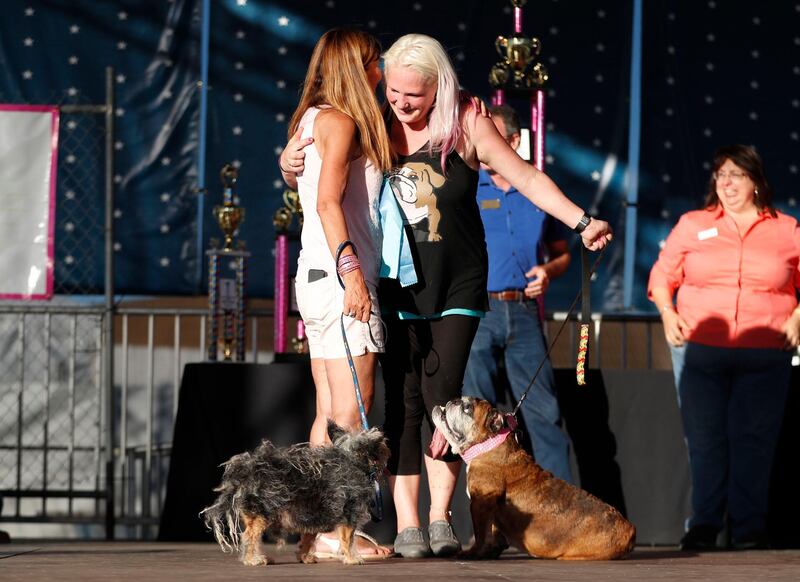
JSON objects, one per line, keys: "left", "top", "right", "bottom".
{"left": 463, "top": 104, "right": 573, "bottom": 483}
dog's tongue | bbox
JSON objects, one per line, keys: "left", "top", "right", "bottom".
{"left": 427, "top": 427, "right": 450, "bottom": 459}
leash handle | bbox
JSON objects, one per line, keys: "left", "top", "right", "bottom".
{"left": 576, "top": 324, "right": 589, "bottom": 385}
{"left": 577, "top": 246, "right": 592, "bottom": 385}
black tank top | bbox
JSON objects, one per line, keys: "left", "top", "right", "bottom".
{"left": 379, "top": 146, "right": 489, "bottom": 316}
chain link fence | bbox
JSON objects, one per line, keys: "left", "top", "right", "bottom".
{"left": 56, "top": 99, "right": 107, "bottom": 295}
{"left": 0, "top": 310, "right": 104, "bottom": 515}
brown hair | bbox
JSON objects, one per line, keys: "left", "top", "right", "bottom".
{"left": 705, "top": 144, "right": 775, "bottom": 217}
{"left": 288, "top": 28, "right": 392, "bottom": 172}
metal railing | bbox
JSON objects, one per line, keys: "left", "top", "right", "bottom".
{"left": 112, "top": 306, "right": 278, "bottom": 537}
{"left": 1, "top": 304, "right": 665, "bottom": 539}
{"left": 0, "top": 305, "right": 106, "bottom": 533}
{"left": 0, "top": 303, "right": 281, "bottom": 538}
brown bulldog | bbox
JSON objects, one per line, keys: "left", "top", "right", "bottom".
{"left": 430, "top": 397, "right": 636, "bottom": 560}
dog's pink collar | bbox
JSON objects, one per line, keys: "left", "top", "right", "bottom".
{"left": 460, "top": 428, "right": 512, "bottom": 464}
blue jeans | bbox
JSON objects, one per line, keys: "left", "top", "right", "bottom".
{"left": 463, "top": 297, "right": 572, "bottom": 482}
{"left": 670, "top": 341, "right": 790, "bottom": 541}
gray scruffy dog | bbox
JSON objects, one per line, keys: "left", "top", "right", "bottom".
{"left": 201, "top": 421, "right": 389, "bottom": 566}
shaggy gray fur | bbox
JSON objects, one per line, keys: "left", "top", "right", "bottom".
{"left": 201, "top": 421, "right": 389, "bottom": 553}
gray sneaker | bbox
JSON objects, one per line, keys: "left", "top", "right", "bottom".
{"left": 393, "top": 527, "right": 431, "bottom": 558}
{"left": 428, "top": 520, "right": 461, "bottom": 557}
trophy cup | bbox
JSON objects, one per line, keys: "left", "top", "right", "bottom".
{"left": 488, "top": 0, "right": 551, "bottom": 168}
{"left": 207, "top": 164, "right": 250, "bottom": 362}
{"left": 272, "top": 189, "right": 303, "bottom": 232}
{"left": 494, "top": 34, "right": 541, "bottom": 89}
{"left": 214, "top": 165, "right": 245, "bottom": 250}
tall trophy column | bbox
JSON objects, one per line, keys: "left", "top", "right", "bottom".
{"left": 207, "top": 164, "right": 250, "bottom": 362}
{"left": 489, "top": 0, "right": 549, "bottom": 170}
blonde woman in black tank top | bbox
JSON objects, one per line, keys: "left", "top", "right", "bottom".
{"left": 373, "top": 34, "right": 614, "bottom": 559}
{"left": 282, "top": 33, "right": 614, "bottom": 559}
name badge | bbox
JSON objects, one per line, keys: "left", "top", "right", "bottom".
{"left": 697, "top": 227, "right": 718, "bottom": 241}
{"left": 481, "top": 198, "right": 501, "bottom": 210}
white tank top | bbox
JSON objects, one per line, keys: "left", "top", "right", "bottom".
{"left": 295, "top": 107, "right": 383, "bottom": 286}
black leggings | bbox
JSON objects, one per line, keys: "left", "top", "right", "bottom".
{"left": 380, "top": 314, "right": 480, "bottom": 475}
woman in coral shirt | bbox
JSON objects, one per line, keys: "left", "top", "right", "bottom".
{"left": 649, "top": 144, "right": 800, "bottom": 551}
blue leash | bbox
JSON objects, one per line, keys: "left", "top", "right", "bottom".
{"left": 339, "top": 313, "right": 371, "bottom": 434}
{"left": 336, "top": 240, "right": 384, "bottom": 522}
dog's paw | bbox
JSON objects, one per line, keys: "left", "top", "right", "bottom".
{"left": 341, "top": 555, "right": 365, "bottom": 566}
{"left": 297, "top": 552, "right": 317, "bottom": 564}
{"left": 241, "top": 554, "right": 270, "bottom": 566}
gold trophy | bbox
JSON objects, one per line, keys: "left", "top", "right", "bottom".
{"left": 495, "top": 34, "right": 540, "bottom": 73}
{"left": 272, "top": 189, "right": 303, "bottom": 232}
{"left": 213, "top": 165, "right": 245, "bottom": 250}
{"left": 207, "top": 164, "right": 250, "bottom": 362}
{"left": 493, "top": 34, "right": 542, "bottom": 89}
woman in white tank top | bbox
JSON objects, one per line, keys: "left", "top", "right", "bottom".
{"left": 279, "top": 29, "right": 393, "bottom": 559}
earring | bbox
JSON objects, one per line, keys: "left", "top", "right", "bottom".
{"left": 755, "top": 188, "right": 759, "bottom": 197}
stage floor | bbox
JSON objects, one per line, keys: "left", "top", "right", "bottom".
{"left": 1, "top": 543, "right": 799, "bottom": 581}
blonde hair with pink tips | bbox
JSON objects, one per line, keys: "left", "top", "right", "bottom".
{"left": 382, "top": 34, "right": 466, "bottom": 169}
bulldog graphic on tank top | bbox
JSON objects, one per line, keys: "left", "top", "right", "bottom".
{"left": 379, "top": 148, "right": 487, "bottom": 317}
{"left": 388, "top": 162, "right": 446, "bottom": 243}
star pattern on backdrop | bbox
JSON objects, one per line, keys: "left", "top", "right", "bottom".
{"left": 2, "top": 0, "right": 202, "bottom": 293}
{"left": 1, "top": 0, "right": 798, "bottom": 309}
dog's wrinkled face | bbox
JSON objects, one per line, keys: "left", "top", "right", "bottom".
{"left": 431, "top": 397, "right": 504, "bottom": 455}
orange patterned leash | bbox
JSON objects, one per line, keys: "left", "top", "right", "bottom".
{"left": 576, "top": 323, "right": 589, "bottom": 386}
{"left": 576, "top": 245, "right": 592, "bottom": 386}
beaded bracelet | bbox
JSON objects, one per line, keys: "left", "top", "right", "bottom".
{"left": 337, "top": 254, "right": 361, "bottom": 277}
{"left": 335, "top": 240, "right": 359, "bottom": 287}
{"left": 338, "top": 254, "right": 359, "bottom": 265}
{"left": 337, "top": 254, "right": 359, "bottom": 268}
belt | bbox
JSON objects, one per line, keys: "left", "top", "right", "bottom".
{"left": 488, "top": 290, "right": 530, "bottom": 302}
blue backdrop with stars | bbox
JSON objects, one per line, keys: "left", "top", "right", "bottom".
{"left": 1, "top": 0, "right": 798, "bottom": 312}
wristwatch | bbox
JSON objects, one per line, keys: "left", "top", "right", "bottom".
{"left": 573, "top": 212, "right": 592, "bottom": 234}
